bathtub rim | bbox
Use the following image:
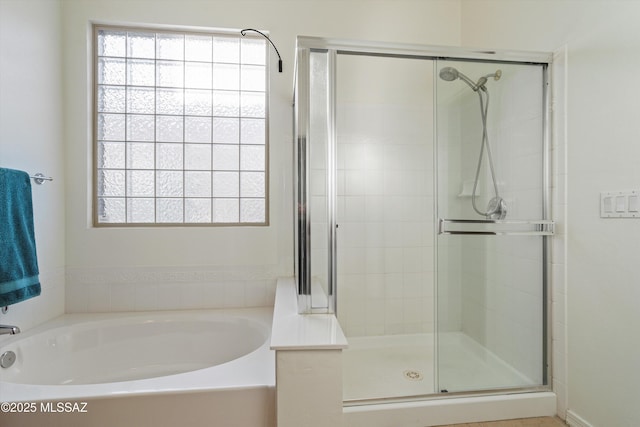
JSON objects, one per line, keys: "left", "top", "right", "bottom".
{"left": 0, "top": 307, "right": 275, "bottom": 403}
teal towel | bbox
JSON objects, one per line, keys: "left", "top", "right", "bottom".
{"left": 0, "top": 168, "right": 41, "bottom": 306}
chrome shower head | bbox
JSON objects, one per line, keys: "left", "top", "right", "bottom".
{"left": 439, "top": 67, "right": 459, "bottom": 82}
{"left": 439, "top": 66, "right": 478, "bottom": 90}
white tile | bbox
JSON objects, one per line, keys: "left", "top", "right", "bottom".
{"left": 402, "top": 197, "right": 425, "bottom": 222}
{"left": 110, "top": 283, "right": 135, "bottom": 312}
{"left": 344, "top": 143, "right": 366, "bottom": 170}
{"left": 403, "top": 273, "right": 423, "bottom": 298}
{"left": 421, "top": 321, "right": 435, "bottom": 334}
{"left": 383, "top": 195, "right": 405, "bottom": 221}
{"left": 364, "top": 169, "right": 385, "bottom": 196}
{"left": 88, "top": 284, "right": 111, "bottom": 312}
{"left": 384, "top": 298, "right": 403, "bottom": 324}
{"left": 245, "top": 280, "right": 269, "bottom": 307}
{"left": 365, "top": 222, "right": 385, "bottom": 247}
{"left": 400, "top": 222, "right": 422, "bottom": 247}
{"left": 336, "top": 196, "right": 345, "bottom": 222}
{"left": 336, "top": 169, "right": 345, "bottom": 195}
{"left": 202, "top": 282, "right": 225, "bottom": 308}
{"left": 345, "top": 170, "right": 367, "bottom": 195}
{"left": 552, "top": 234, "right": 566, "bottom": 265}
{"left": 422, "top": 277, "right": 435, "bottom": 299}
{"left": 421, "top": 246, "right": 435, "bottom": 269}
{"left": 180, "top": 282, "right": 206, "bottom": 309}
{"left": 404, "top": 298, "right": 422, "bottom": 323}
{"left": 365, "top": 196, "right": 385, "bottom": 221}
{"left": 363, "top": 144, "right": 384, "bottom": 171}
{"left": 552, "top": 337, "right": 566, "bottom": 381}
{"left": 224, "top": 281, "right": 246, "bottom": 308}
{"left": 344, "top": 196, "right": 366, "bottom": 221}
{"left": 365, "top": 274, "right": 385, "bottom": 299}
{"left": 365, "top": 299, "right": 385, "bottom": 326}
{"left": 404, "top": 171, "right": 425, "bottom": 196}
{"left": 134, "top": 283, "right": 158, "bottom": 311}
{"left": 346, "top": 294, "right": 366, "bottom": 327}
{"left": 264, "top": 280, "right": 277, "bottom": 306}
{"left": 384, "top": 248, "right": 403, "bottom": 273}
{"left": 341, "top": 274, "right": 365, "bottom": 300}
{"left": 383, "top": 170, "right": 405, "bottom": 195}
{"left": 553, "top": 379, "right": 568, "bottom": 419}
{"left": 365, "top": 322, "right": 385, "bottom": 336}
{"left": 155, "top": 283, "right": 176, "bottom": 310}
{"left": 65, "top": 282, "right": 89, "bottom": 313}
{"left": 384, "top": 273, "right": 403, "bottom": 299}
{"left": 341, "top": 222, "right": 366, "bottom": 248}
{"left": 552, "top": 296, "right": 565, "bottom": 328}
{"left": 341, "top": 247, "right": 366, "bottom": 274}
{"left": 385, "top": 322, "right": 405, "bottom": 335}
{"left": 383, "top": 222, "right": 403, "bottom": 247}
{"left": 347, "top": 322, "right": 367, "bottom": 337}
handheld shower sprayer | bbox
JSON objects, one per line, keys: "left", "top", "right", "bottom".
{"left": 439, "top": 67, "right": 502, "bottom": 92}
{"left": 439, "top": 67, "right": 477, "bottom": 91}
{"left": 439, "top": 65, "right": 506, "bottom": 219}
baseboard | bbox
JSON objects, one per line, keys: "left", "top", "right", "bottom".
{"left": 566, "top": 410, "right": 594, "bottom": 427}
{"left": 344, "top": 392, "right": 557, "bottom": 427}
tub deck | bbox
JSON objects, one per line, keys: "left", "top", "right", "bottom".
{"left": 0, "top": 307, "right": 275, "bottom": 427}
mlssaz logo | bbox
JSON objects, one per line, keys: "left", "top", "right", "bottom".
{"left": 40, "top": 401, "right": 89, "bottom": 413}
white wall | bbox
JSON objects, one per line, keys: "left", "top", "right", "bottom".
{"left": 462, "top": 1, "right": 640, "bottom": 426}
{"left": 61, "top": 0, "right": 461, "bottom": 312}
{"left": 0, "top": 0, "right": 66, "bottom": 335}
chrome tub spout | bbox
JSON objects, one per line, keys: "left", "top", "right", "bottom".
{"left": 0, "top": 325, "right": 20, "bottom": 335}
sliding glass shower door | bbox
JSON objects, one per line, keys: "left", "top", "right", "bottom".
{"left": 293, "top": 37, "right": 553, "bottom": 403}
{"left": 435, "top": 59, "right": 552, "bottom": 393}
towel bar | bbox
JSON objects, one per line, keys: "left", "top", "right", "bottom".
{"left": 30, "top": 173, "right": 53, "bottom": 185}
{"left": 438, "top": 218, "right": 555, "bottom": 236}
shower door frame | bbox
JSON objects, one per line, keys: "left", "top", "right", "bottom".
{"left": 293, "top": 35, "right": 554, "bottom": 398}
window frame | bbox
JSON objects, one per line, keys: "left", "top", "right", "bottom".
{"left": 92, "top": 24, "right": 270, "bottom": 227}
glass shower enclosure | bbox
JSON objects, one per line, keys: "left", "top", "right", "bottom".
{"left": 293, "top": 36, "right": 554, "bottom": 402}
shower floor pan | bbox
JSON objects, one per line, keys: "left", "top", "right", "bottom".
{"left": 343, "top": 332, "right": 535, "bottom": 402}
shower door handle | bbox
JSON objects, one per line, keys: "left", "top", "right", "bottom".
{"left": 438, "top": 219, "right": 555, "bottom": 236}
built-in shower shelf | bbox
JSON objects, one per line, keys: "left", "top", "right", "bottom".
{"left": 457, "top": 180, "right": 475, "bottom": 197}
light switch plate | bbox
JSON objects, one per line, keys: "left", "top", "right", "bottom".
{"left": 601, "top": 190, "right": 640, "bottom": 218}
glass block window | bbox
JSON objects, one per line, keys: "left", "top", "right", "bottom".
{"left": 94, "top": 25, "right": 268, "bottom": 226}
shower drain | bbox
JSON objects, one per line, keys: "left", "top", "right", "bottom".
{"left": 403, "top": 370, "right": 423, "bottom": 381}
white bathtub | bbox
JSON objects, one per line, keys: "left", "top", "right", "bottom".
{"left": 0, "top": 307, "right": 275, "bottom": 427}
